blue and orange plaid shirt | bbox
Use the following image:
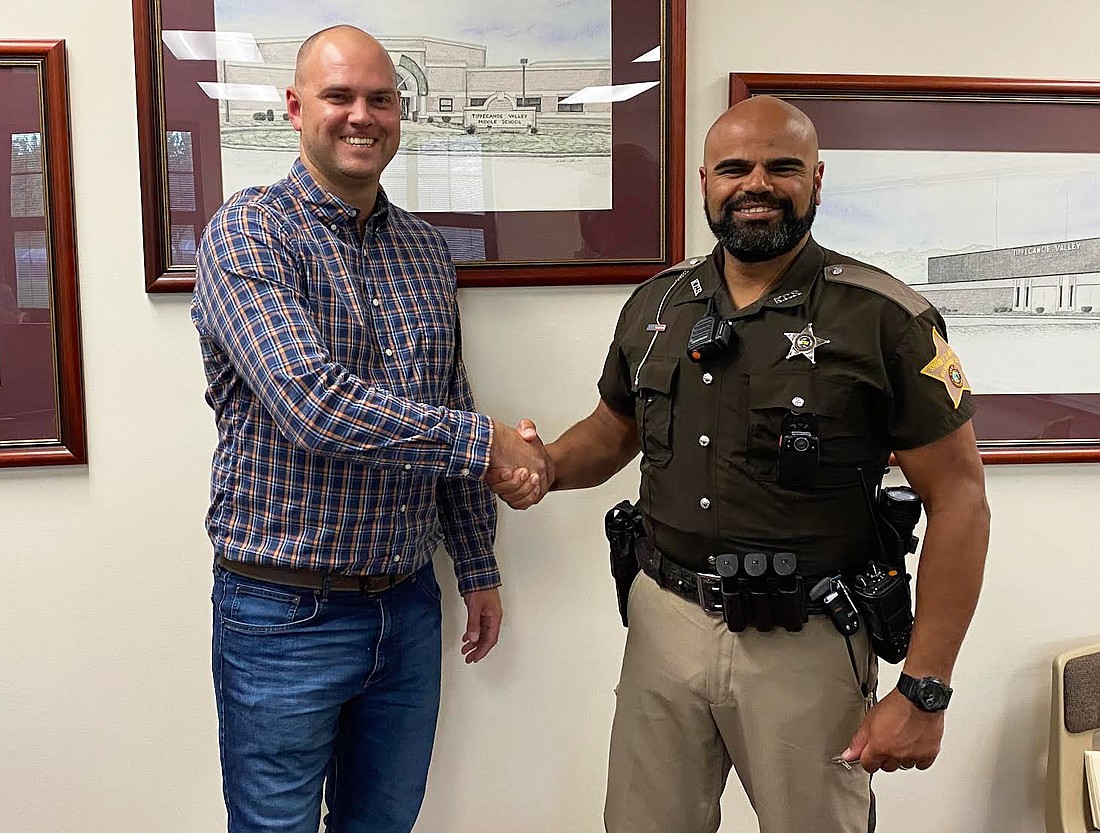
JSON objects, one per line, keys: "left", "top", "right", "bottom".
{"left": 191, "top": 160, "right": 499, "bottom": 594}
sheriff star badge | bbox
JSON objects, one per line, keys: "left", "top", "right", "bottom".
{"left": 784, "top": 322, "right": 830, "bottom": 364}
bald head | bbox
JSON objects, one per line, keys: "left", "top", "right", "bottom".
{"left": 704, "top": 96, "right": 819, "bottom": 169}
{"left": 294, "top": 25, "right": 396, "bottom": 90}
{"left": 699, "top": 96, "right": 824, "bottom": 265}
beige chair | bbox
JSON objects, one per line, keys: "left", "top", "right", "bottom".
{"left": 1047, "top": 643, "right": 1100, "bottom": 833}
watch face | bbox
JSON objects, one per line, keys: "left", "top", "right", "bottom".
{"left": 916, "top": 679, "right": 949, "bottom": 711}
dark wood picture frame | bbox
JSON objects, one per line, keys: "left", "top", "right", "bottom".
{"left": 729, "top": 73, "right": 1100, "bottom": 464}
{"left": 133, "top": 0, "right": 685, "bottom": 292}
{"left": 0, "top": 39, "right": 86, "bottom": 468}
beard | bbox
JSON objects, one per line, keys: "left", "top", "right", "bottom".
{"left": 705, "top": 189, "right": 818, "bottom": 263}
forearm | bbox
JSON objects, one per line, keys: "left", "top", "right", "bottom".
{"left": 902, "top": 490, "right": 990, "bottom": 683}
{"left": 547, "top": 402, "right": 639, "bottom": 491}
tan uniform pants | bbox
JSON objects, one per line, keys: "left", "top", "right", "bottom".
{"left": 604, "top": 573, "right": 877, "bottom": 833}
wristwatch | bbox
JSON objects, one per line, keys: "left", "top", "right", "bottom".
{"left": 897, "top": 673, "right": 952, "bottom": 712}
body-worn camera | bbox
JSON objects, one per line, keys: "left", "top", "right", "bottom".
{"left": 777, "top": 411, "right": 820, "bottom": 489}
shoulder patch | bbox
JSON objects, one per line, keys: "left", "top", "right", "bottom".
{"left": 823, "top": 262, "right": 930, "bottom": 317}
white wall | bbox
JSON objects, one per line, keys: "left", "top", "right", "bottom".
{"left": 2, "top": 1, "right": 1099, "bottom": 831}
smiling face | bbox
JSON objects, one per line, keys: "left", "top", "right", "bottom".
{"left": 700, "top": 96, "right": 824, "bottom": 263}
{"left": 286, "top": 27, "right": 401, "bottom": 211}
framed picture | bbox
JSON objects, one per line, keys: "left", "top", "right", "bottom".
{"left": 0, "top": 40, "right": 86, "bottom": 468}
{"left": 729, "top": 73, "right": 1100, "bottom": 464}
{"left": 133, "top": 0, "right": 685, "bottom": 292}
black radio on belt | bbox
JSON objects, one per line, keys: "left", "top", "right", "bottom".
{"left": 686, "top": 298, "right": 734, "bottom": 363}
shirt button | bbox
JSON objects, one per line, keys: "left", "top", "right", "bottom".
{"left": 699, "top": 497, "right": 711, "bottom": 510}
{"left": 329, "top": 223, "right": 338, "bottom": 231}
{"left": 400, "top": 505, "right": 407, "bottom": 512}
{"left": 404, "top": 464, "right": 412, "bottom": 471}
{"left": 460, "top": 467, "right": 471, "bottom": 476}
{"left": 831, "top": 266, "right": 844, "bottom": 275}
{"left": 393, "top": 556, "right": 401, "bottom": 563}
{"left": 385, "top": 348, "right": 394, "bottom": 357}
{"left": 698, "top": 435, "right": 710, "bottom": 447}
{"left": 372, "top": 298, "right": 381, "bottom": 307}
{"left": 792, "top": 396, "right": 805, "bottom": 407}
{"left": 702, "top": 373, "right": 714, "bottom": 385}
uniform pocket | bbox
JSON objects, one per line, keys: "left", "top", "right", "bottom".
{"left": 746, "top": 370, "right": 852, "bottom": 479}
{"left": 635, "top": 357, "right": 679, "bottom": 467}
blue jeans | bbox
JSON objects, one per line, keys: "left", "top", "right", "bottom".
{"left": 211, "top": 560, "right": 443, "bottom": 833}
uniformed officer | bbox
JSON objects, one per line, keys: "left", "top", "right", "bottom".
{"left": 492, "top": 95, "right": 990, "bottom": 833}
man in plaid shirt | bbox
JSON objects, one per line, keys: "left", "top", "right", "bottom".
{"left": 192, "top": 25, "right": 550, "bottom": 833}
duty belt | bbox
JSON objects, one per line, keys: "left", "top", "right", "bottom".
{"left": 635, "top": 538, "right": 824, "bottom": 617}
{"left": 635, "top": 537, "right": 724, "bottom": 614}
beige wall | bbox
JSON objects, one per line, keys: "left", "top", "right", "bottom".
{"left": 2, "top": 0, "right": 1099, "bottom": 831}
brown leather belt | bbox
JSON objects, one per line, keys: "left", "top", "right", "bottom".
{"left": 216, "top": 555, "right": 411, "bottom": 594}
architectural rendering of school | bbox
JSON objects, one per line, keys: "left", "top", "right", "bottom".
{"left": 220, "top": 35, "right": 611, "bottom": 131}
{"left": 921, "top": 238, "right": 1100, "bottom": 315}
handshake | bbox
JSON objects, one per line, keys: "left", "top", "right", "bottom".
{"left": 485, "top": 418, "right": 554, "bottom": 510}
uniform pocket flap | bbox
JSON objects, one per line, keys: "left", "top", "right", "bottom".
{"left": 748, "top": 371, "right": 850, "bottom": 417}
{"left": 635, "top": 356, "right": 679, "bottom": 394}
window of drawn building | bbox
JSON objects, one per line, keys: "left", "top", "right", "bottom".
{"left": 517, "top": 97, "right": 542, "bottom": 111}
{"left": 469, "top": 97, "right": 488, "bottom": 107}
{"left": 557, "top": 97, "right": 583, "bottom": 113}
{"left": 10, "top": 132, "right": 44, "bottom": 218}
{"left": 166, "top": 130, "right": 198, "bottom": 265}
{"left": 10, "top": 134, "right": 49, "bottom": 310}
{"left": 14, "top": 230, "right": 49, "bottom": 309}
{"left": 439, "top": 97, "right": 453, "bottom": 112}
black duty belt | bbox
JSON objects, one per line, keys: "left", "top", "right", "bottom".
{"left": 216, "top": 555, "right": 411, "bottom": 594}
{"left": 635, "top": 538, "right": 824, "bottom": 617}
{"left": 635, "top": 537, "right": 724, "bottom": 614}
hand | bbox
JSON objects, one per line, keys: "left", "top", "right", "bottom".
{"left": 841, "top": 689, "right": 944, "bottom": 773}
{"left": 487, "top": 419, "right": 554, "bottom": 509}
{"left": 461, "top": 587, "right": 503, "bottom": 664}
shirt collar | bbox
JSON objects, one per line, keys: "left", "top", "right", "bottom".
{"left": 287, "top": 158, "right": 391, "bottom": 231}
{"left": 674, "top": 238, "right": 826, "bottom": 317}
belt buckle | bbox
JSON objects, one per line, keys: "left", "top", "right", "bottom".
{"left": 357, "top": 575, "right": 395, "bottom": 596}
{"left": 697, "top": 574, "right": 724, "bottom": 613}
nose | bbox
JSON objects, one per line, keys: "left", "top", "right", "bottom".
{"left": 347, "top": 97, "right": 373, "bottom": 125}
{"left": 743, "top": 163, "right": 773, "bottom": 193}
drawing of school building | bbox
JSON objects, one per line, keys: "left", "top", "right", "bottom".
{"left": 217, "top": 35, "right": 611, "bottom": 131}
{"left": 921, "top": 238, "right": 1100, "bottom": 315}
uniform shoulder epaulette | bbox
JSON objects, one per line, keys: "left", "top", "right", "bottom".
{"left": 823, "top": 261, "right": 930, "bottom": 317}
{"left": 624, "top": 255, "right": 709, "bottom": 305}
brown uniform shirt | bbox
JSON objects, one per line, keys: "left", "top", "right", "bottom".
{"left": 599, "top": 238, "right": 976, "bottom": 576}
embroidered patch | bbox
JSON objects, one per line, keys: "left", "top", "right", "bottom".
{"left": 784, "top": 322, "right": 830, "bottom": 364}
{"left": 772, "top": 290, "right": 803, "bottom": 305}
{"left": 691, "top": 278, "right": 703, "bottom": 297}
{"left": 645, "top": 322, "right": 667, "bottom": 332}
{"left": 920, "top": 329, "right": 971, "bottom": 409}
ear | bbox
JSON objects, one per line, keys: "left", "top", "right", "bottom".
{"left": 813, "top": 161, "right": 824, "bottom": 205}
{"left": 698, "top": 165, "right": 707, "bottom": 200}
{"left": 286, "top": 87, "right": 303, "bottom": 132}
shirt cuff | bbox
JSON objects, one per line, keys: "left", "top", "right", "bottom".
{"left": 456, "top": 564, "right": 502, "bottom": 596}
{"left": 443, "top": 410, "right": 492, "bottom": 479}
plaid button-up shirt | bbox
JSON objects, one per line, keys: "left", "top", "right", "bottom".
{"left": 191, "top": 160, "right": 498, "bottom": 594}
